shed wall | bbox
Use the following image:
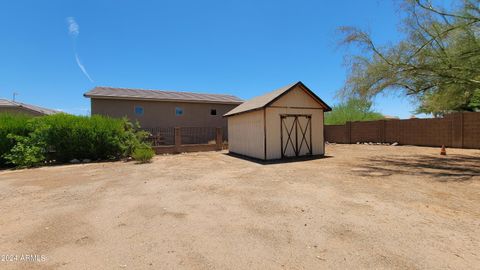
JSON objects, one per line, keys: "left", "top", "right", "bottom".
{"left": 270, "top": 84, "right": 321, "bottom": 108}
{"left": 265, "top": 85, "right": 325, "bottom": 159}
{"left": 227, "top": 110, "right": 265, "bottom": 159}
{"left": 265, "top": 108, "right": 324, "bottom": 159}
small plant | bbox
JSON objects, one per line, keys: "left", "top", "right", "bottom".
{"left": 132, "top": 146, "right": 155, "bottom": 163}
{"left": 120, "top": 118, "right": 151, "bottom": 157}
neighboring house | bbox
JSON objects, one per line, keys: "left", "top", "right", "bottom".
{"left": 0, "top": 99, "right": 59, "bottom": 116}
{"left": 383, "top": 114, "right": 400, "bottom": 120}
{"left": 225, "top": 81, "right": 331, "bottom": 160}
{"left": 84, "top": 87, "right": 243, "bottom": 129}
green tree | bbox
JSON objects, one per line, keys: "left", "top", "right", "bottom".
{"left": 325, "top": 98, "right": 384, "bottom": 125}
{"left": 339, "top": 0, "right": 480, "bottom": 115}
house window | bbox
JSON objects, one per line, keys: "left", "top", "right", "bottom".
{"left": 175, "top": 107, "right": 183, "bottom": 116}
{"left": 210, "top": 109, "right": 217, "bottom": 115}
{"left": 134, "top": 106, "right": 144, "bottom": 116}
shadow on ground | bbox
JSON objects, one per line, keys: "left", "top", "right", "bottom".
{"left": 355, "top": 154, "right": 480, "bottom": 182}
{"left": 224, "top": 152, "right": 333, "bottom": 165}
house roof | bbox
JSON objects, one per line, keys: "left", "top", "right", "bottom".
{"left": 84, "top": 86, "right": 243, "bottom": 105}
{"left": 382, "top": 114, "right": 400, "bottom": 120}
{"left": 224, "top": 81, "right": 331, "bottom": 117}
{"left": 0, "top": 99, "right": 59, "bottom": 115}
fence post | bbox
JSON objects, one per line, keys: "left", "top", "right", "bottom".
{"left": 215, "top": 127, "right": 223, "bottom": 150}
{"left": 345, "top": 121, "right": 352, "bottom": 144}
{"left": 450, "top": 112, "right": 464, "bottom": 148}
{"left": 174, "top": 127, "right": 181, "bottom": 153}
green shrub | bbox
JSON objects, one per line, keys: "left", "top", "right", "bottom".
{"left": 132, "top": 146, "right": 155, "bottom": 163}
{"left": 120, "top": 119, "right": 151, "bottom": 157}
{"left": 26, "top": 114, "right": 127, "bottom": 162}
{"left": 325, "top": 98, "right": 384, "bottom": 125}
{"left": 2, "top": 134, "right": 45, "bottom": 168}
{"left": 1, "top": 113, "right": 148, "bottom": 168}
{"left": 0, "top": 113, "right": 32, "bottom": 166}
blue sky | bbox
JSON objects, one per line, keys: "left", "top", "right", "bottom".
{"left": 1, "top": 0, "right": 425, "bottom": 117}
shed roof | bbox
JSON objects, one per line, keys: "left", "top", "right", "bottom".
{"left": 0, "top": 99, "right": 59, "bottom": 115}
{"left": 84, "top": 86, "right": 243, "bottom": 105}
{"left": 224, "top": 81, "right": 331, "bottom": 117}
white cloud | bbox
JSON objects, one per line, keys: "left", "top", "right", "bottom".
{"left": 66, "top": 17, "right": 79, "bottom": 38}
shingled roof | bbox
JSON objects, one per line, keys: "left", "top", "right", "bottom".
{"left": 84, "top": 87, "right": 243, "bottom": 104}
{"left": 224, "top": 81, "right": 331, "bottom": 117}
{"left": 0, "top": 99, "right": 59, "bottom": 115}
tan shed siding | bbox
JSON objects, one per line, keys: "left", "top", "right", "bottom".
{"left": 227, "top": 110, "right": 265, "bottom": 159}
{"left": 265, "top": 108, "right": 324, "bottom": 159}
{"left": 265, "top": 85, "right": 325, "bottom": 159}
{"left": 91, "top": 98, "right": 236, "bottom": 128}
{"left": 270, "top": 84, "right": 321, "bottom": 108}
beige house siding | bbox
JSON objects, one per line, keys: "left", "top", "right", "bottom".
{"left": 227, "top": 110, "right": 265, "bottom": 159}
{"left": 91, "top": 98, "right": 238, "bottom": 128}
{"left": 0, "top": 107, "right": 44, "bottom": 116}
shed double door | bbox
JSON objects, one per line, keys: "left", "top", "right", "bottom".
{"left": 280, "top": 115, "right": 312, "bottom": 158}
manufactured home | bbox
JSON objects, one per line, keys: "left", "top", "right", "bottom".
{"left": 224, "top": 81, "right": 331, "bottom": 160}
{"left": 0, "top": 99, "right": 59, "bottom": 116}
{"left": 84, "top": 87, "right": 243, "bottom": 129}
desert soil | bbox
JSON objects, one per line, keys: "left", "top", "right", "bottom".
{"left": 0, "top": 144, "right": 479, "bottom": 270}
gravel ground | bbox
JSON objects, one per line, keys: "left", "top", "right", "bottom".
{"left": 0, "top": 144, "right": 479, "bottom": 270}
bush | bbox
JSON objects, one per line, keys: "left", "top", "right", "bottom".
{"left": 325, "top": 98, "right": 384, "bottom": 125}
{"left": 3, "top": 134, "right": 45, "bottom": 168}
{"left": 0, "top": 113, "right": 32, "bottom": 166}
{"left": 27, "top": 114, "right": 128, "bottom": 162}
{"left": 120, "top": 119, "right": 151, "bottom": 157}
{"left": 1, "top": 113, "right": 149, "bottom": 168}
{"left": 132, "top": 146, "right": 155, "bottom": 163}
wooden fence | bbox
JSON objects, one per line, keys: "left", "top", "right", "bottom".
{"left": 325, "top": 112, "right": 480, "bottom": 149}
{"left": 143, "top": 127, "right": 227, "bottom": 154}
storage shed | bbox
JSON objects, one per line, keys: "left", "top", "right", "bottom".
{"left": 224, "top": 81, "right": 331, "bottom": 160}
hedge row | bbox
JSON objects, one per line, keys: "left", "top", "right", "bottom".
{"left": 0, "top": 113, "right": 150, "bottom": 168}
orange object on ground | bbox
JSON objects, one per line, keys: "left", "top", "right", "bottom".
{"left": 440, "top": 145, "right": 447, "bottom": 155}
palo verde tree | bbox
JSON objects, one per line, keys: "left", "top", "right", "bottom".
{"left": 339, "top": 0, "right": 480, "bottom": 116}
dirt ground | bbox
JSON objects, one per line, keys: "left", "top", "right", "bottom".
{"left": 0, "top": 144, "right": 479, "bottom": 270}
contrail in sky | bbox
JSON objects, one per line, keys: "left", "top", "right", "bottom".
{"left": 67, "top": 17, "right": 94, "bottom": 82}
